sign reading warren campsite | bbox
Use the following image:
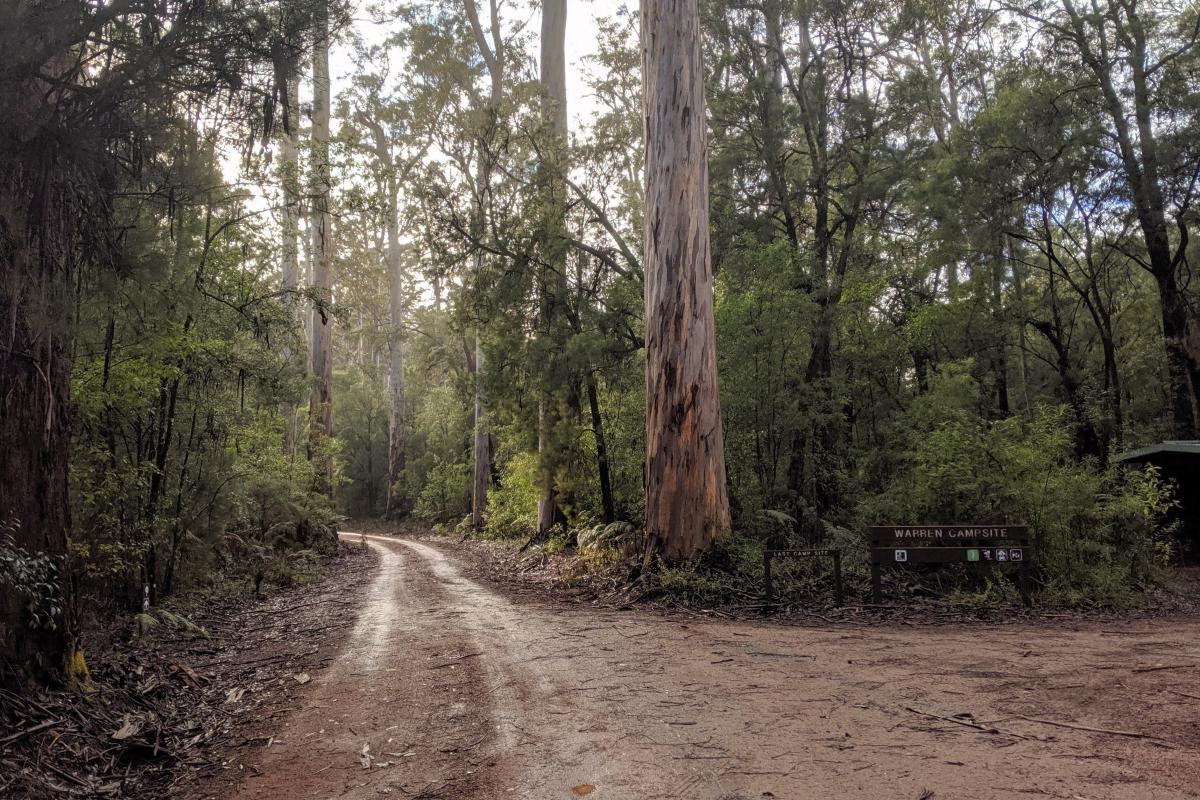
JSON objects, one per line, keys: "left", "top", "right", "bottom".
{"left": 868, "top": 525, "right": 1033, "bottom": 605}
{"left": 871, "top": 525, "right": 1024, "bottom": 544}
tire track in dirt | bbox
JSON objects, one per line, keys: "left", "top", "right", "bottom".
{"left": 224, "top": 535, "right": 504, "bottom": 799}
{"left": 223, "top": 533, "right": 1200, "bottom": 800}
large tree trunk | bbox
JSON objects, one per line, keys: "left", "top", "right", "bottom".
{"left": 536, "top": 0, "right": 569, "bottom": 536}
{"left": 642, "top": 0, "right": 732, "bottom": 561}
{"left": 308, "top": 0, "right": 335, "bottom": 498}
{"left": 0, "top": 44, "right": 79, "bottom": 686}
{"left": 0, "top": 250, "right": 74, "bottom": 688}
{"left": 360, "top": 106, "right": 411, "bottom": 519}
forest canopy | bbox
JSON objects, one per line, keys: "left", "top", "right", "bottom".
{"left": 1, "top": 0, "right": 1198, "bottom": 687}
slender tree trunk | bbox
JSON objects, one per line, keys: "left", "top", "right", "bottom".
{"left": 385, "top": 242, "right": 408, "bottom": 518}
{"left": 464, "top": 0, "right": 505, "bottom": 531}
{"left": 1060, "top": 0, "right": 1200, "bottom": 437}
{"left": 536, "top": 0, "right": 569, "bottom": 536}
{"left": 471, "top": 333, "right": 491, "bottom": 530}
{"left": 279, "top": 60, "right": 302, "bottom": 459}
{"left": 642, "top": 0, "right": 732, "bottom": 561}
{"left": 308, "top": 0, "right": 335, "bottom": 498}
{"left": 992, "top": 235, "right": 1010, "bottom": 416}
{"left": 586, "top": 372, "right": 616, "bottom": 524}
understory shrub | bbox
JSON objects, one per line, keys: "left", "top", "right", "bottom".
{"left": 483, "top": 452, "right": 540, "bottom": 539}
{"left": 863, "top": 367, "right": 1174, "bottom": 606}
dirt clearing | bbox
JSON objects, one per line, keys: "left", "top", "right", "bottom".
{"left": 209, "top": 533, "right": 1200, "bottom": 800}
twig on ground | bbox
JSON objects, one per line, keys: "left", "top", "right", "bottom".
{"left": 1013, "top": 715, "right": 1174, "bottom": 746}
{"left": 903, "top": 706, "right": 1043, "bottom": 741}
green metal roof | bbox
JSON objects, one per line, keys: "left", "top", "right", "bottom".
{"left": 1114, "top": 440, "right": 1200, "bottom": 463}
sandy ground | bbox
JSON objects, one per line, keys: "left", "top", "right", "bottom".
{"left": 216, "top": 533, "right": 1200, "bottom": 800}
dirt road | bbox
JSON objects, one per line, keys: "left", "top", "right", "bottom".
{"left": 220, "top": 533, "right": 1200, "bottom": 800}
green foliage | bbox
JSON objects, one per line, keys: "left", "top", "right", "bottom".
{"left": 336, "top": 365, "right": 390, "bottom": 517}
{"left": 865, "top": 366, "right": 1175, "bottom": 605}
{"left": 715, "top": 240, "right": 816, "bottom": 511}
{"left": 0, "top": 520, "right": 63, "bottom": 632}
{"left": 21, "top": 0, "right": 1194, "bottom": 636}
{"left": 414, "top": 461, "right": 472, "bottom": 522}
{"left": 483, "top": 452, "right": 541, "bottom": 538}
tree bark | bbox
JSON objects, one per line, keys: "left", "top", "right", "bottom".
{"left": 308, "top": 0, "right": 335, "bottom": 498}
{"left": 642, "top": 0, "right": 732, "bottom": 561}
{"left": 0, "top": 251, "right": 74, "bottom": 688}
{"left": 471, "top": 333, "right": 491, "bottom": 530}
{"left": 0, "top": 41, "right": 79, "bottom": 686}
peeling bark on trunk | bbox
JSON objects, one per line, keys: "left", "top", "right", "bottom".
{"left": 642, "top": 0, "right": 731, "bottom": 561}
{"left": 0, "top": 251, "right": 74, "bottom": 687}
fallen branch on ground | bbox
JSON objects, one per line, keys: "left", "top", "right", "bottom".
{"left": 903, "top": 706, "right": 1044, "bottom": 741}
{"left": 1013, "top": 715, "right": 1174, "bottom": 746}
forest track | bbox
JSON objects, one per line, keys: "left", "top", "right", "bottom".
{"left": 217, "top": 533, "right": 1200, "bottom": 800}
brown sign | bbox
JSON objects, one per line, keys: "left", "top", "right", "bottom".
{"left": 868, "top": 524, "right": 1033, "bottom": 606}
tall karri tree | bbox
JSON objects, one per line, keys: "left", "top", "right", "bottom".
{"left": 641, "top": 0, "right": 732, "bottom": 560}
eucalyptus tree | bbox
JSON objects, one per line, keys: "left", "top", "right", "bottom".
{"left": 535, "top": 0, "right": 570, "bottom": 535}
{"left": 339, "top": 43, "right": 444, "bottom": 517}
{"left": 277, "top": 7, "right": 308, "bottom": 460}
{"left": 1034, "top": 0, "right": 1200, "bottom": 438}
{"left": 308, "top": 0, "right": 336, "bottom": 497}
{"left": 464, "top": 0, "right": 508, "bottom": 531}
{"left": 642, "top": 0, "right": 732, "bottom": 560}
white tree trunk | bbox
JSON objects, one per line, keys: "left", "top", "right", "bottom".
{"left": 308, "top": 0, "right": 335, "bottom": 498}
{"left": 386, "top": 243, "right": 407, "bottom": 517}
{"left": 471, "top": 332, "right": 490, "bottom": 530}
